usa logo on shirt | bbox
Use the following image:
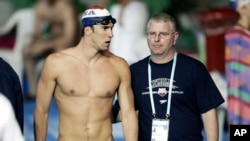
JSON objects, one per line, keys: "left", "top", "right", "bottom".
{"left": 157, "top": 88, "right": 167, "bottom": 97}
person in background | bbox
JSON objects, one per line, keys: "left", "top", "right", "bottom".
{"left": 23, "top": 0, "right": 80, "bottom": 100}
{"left": 225, "top": 0, "right": 250, "bottom": 124}
{"left": 0, "top": 57, "right": 23, "bottom": 133}
{"left": 0, "top": 93, "right": 24, "bottom": 141}
{"left": 113, "top": 12, "right": 224, "bottom": 141}
{"left": 34, "top": 5, "right": 138, "bottom": 141}
{"left": 108, "top": 0, "right": 150, "bottom": 65}
{"left": 0, "top": 7, "right": 35, "bottom": 88}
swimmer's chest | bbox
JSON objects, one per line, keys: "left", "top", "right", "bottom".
{"left": 57, "top": 67, "right": 119, "bottom": 98}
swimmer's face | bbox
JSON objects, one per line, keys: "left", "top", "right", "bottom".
{"left": 91, "top": 22, "right": 115, "bottom": 51}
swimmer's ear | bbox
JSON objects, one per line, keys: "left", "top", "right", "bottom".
{"left": 84, "top": 26, "right": 93, "bottom": 35}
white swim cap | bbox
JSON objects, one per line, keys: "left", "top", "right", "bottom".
{"left": 81, "top": 5, "right": 116, "bottom": 27}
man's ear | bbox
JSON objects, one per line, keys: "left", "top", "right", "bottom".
{"left": 173, "top": 32, "right": 179, "bottom": 45}
{"left": 85, "top": 26, "right": 93, "bottom": 36}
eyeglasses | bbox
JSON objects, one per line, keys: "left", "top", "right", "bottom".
{"left": 147, "top": 32, "right": 175, "bottom": 39}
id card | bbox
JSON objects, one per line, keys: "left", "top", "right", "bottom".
{"left": 151, "top": 119, "right": 169, "bottom": 141}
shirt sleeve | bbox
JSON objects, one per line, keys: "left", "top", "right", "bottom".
{"left": 0, "top": 95, "right": 24, "bottom": 141}
{"left": 194, "top": 63, "right": 225, "bottom": 113}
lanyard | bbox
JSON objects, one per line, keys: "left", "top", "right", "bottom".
{"left": 148, "top": 52, "right": 177, "bottom": 119}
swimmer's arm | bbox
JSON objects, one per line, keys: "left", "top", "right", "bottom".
{"left": 111, "top": 101, "right": 138, "bottom": 123}
{"left": 117, "top": 60, "right": 138, "bottom": 141}
{"left": 202, "top": 108, "right": 219, "bottom": 141}
{"left": 34, "top": 55, "right": 57, "bottom": 141}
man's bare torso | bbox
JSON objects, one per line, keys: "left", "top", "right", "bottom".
{"left": 50, "top": 49, "right": 120, "bottom": 141}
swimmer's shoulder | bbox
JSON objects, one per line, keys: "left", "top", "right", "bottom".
{"left": 106, "top": 51, "right": 130, "bottom": 70}
{"left": 105, "top": 51, "right": 125, "bottom": 63}
{"left": 45, "top": 48, "right": 74, "bottom": 64}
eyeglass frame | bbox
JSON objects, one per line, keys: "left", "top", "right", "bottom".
{"left": 147, "top": 31, "right": 176, "bottom": 39}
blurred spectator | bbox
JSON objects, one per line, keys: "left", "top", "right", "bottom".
{"left": 99, "top": 0, "right": 116, "bottom": 9}
{"left": 108, "top": 0, "right": 150, "bottom": 65}
{"left": 0, "top": 57, "right": 24, "bottom": 133}
{"left": 225, "top": 0, "right": 250, "bottom": 124}
{"left": 0, "top": 8, "right": 35, "bottom": 88}
{"left": 144, "top": 0, "right": 171, "bottom": 17}
{"left": 23, "top": 0, "right": 81, "bottom": 100}
{"left": 200, "top": 7, "right": 237, "bottom": 74}
{"left": 0, "top": 93, "right": 24, "bottom": 141}
{"left": 99, "top": 0, "right": 171, "bottom": 17}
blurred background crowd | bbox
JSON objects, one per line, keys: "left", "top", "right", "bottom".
{"left": 0, "top": 0, "right": 236, "bottom": 93}
{"left": 0, "top": 0, "right": 244, "bottom": 141}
